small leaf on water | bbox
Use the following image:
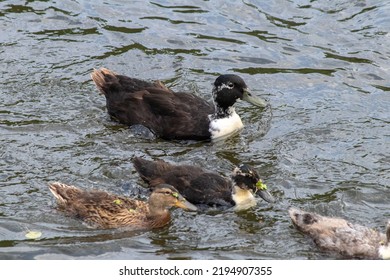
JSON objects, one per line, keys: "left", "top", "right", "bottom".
{"left": 25, "top": 231, "right": 42, "bottom": 239}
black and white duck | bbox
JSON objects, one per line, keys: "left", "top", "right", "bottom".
{"left": 91, "top": 68, "right": 267, "bottom": 141}
{"left": 289, "top": 207, "right": 390, "bottom": 259}
{"left": 132, "top": 157, "right": 275, "bottom": 211}
{"left": 49, "top": 182, "right": 197, "bottom": 230}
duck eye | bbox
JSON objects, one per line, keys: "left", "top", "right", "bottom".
{"left": 227, "top": 82, "right": 234, "bottom": 89}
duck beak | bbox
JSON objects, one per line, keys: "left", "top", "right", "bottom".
{"left": 254, "top": 179, "right": 275, "bottom": 203}
{"left": 175, "top": 196, "right": 198, "bottom": 211}
{"left": 242, "top": 88, "right": 267, "bottom": 108}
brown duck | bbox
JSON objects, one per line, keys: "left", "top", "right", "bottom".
{"left": 132, "top": 157, "right": 275, "bottom": 210}
{"left": 49, "top": 182, "right": 197, "bottom": 230}
{"left": 289, "top": 207, "right": 390, "bottom": 259}
{"left": 91, "top": 68, "right": 267, "bottom": 141}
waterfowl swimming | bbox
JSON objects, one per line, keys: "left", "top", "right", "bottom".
{"left": 49, "top": 182, "right": 197, "bottom": 230}
{"left": 91, "top": 68, "right": 266, "bottom": 141}
{"left": 132, "top": 157, "right": 275, "bottom": 210}
{"left": 289, "top": 207, "right": 390, "bottom": 259}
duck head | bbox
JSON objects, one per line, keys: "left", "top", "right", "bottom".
{"left": 149, "top": 184, "right": 198, "bottom": 212}
{"left": 232, "top": 164, "right": 275, "bottom": 204}
{"left": 212, "top": 74, "right": 267, "bottom": 115}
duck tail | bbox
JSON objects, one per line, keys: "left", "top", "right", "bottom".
{"left": 48, "top": 182, "right": 79, "bottom": 205}
{"left": 91, "top": 68, "right": 118, "bottom": 96}
{"left": 132, "top": 157, "right": 171, "bottom": 184}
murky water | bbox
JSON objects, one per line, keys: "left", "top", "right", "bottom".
{"left": 0, "top": 0, "right": 389, "bottom": 260}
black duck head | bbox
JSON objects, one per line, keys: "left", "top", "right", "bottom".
{"left": 212, "top": 74, "right": 267, "bottom": 111}
{"left": 232, "top": 164, "right": 275, "bottom": 203}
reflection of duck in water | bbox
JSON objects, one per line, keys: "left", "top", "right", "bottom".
{"left": 132, "top": 157, "right": 275, "bottom": 211}
{"left": 289, "top": 207, "right": 390, "bottom": 259}
{"left": 49, "top": 182, "right": 197, "bottom": 230}
{"left": 91, "top": 68, "right": 266, "bottom": 141}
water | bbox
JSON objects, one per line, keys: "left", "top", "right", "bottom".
{"left": 0, "top": 0, "right": 389, "bottom": 260}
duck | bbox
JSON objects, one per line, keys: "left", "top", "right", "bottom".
{"left": 91, "top": 68, "right": 267, "bottom": 141}
{"left": 132, "top": 157, "right": 275, "bottom": 211}
{"left": 48, "top": 182, "right": 197, "bottom": 230}
{"left": 288, "top": 207, "right": 390, "bottom": 259}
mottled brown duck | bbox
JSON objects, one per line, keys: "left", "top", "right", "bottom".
{"left": 49, "top": 182, "right": 197, "bottom": 230}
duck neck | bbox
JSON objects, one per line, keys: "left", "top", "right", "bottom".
{"left": 212, "top": 105, "right": 235, "bottom": 120}
{"left": 147, "top": 199, "right": 172, "bottom": 228}
{"left": 231, "top": 184, "right": 256, "bottom": 211}
{"left": 147, "top": 207, "right": 171, "bottom": 228}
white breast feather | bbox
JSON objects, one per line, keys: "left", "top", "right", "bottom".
{"left": 209, "top": 109, "right": 243, "bottom": 139}
{"left": 231, "top": 185, "right": 256, "bottom": 211}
